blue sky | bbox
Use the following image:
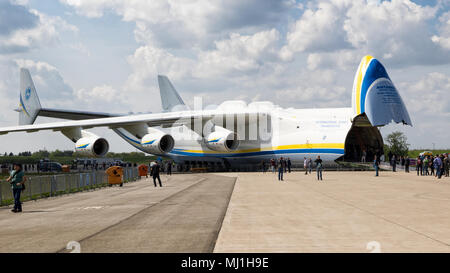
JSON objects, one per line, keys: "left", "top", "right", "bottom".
{"left": 0, "top": 0, "right": 449, "bottom": 153}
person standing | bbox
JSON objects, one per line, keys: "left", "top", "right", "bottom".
{"left": 423, "top": 156, "right": 429, "bottom": 175}
{"left": 308, "top": 158, "right": 313, "bottom": 174}
{"left": 430, "top": 156, "right": 435, "bottom": 176}
{"left": 392, "top": 155, "right": 397, "bottom": 172}
{"left": 315, "top": 156, "right": 323, "bottom": 181}
{"left": 434, "top": 156, "right": 443, "bottom": 179}
{"left": 444, "top": 154, "right": 450, "bottom": 177}
{"left": 6, "top": 163, "right": 26, "bottom": 213}
{"left": 151, "top": 161, "right": 162, "bottom": 187}
{"left": 277, "top": 157, "right": 284, "bottom": 181}
{"left": 287, "top": 158, "right": 292, "bottom": 173}
{"left": 270, "top": 158, "right": 276, "bottom": 173}
{"left": 304, "top": 157, "right": 308, "bottom": 175}
{"left": 416, "top": 156, "right": 422, "bottom": 176}
{"left": 374, "top": 155, "right": 380, "bottom": 177}
{"left": 405, "top": 157, "right": 410, "bottom": 173}
{"left": 261, "top": 160, "right": 266, "bottom": 173}
{"left": 440, "top": 154, "right": 445, "bottom": 178}
{"left": 166, "top": 161, "right": 172, "bottom": 176}
{"left": 361, "top": 150, "right": 366, "bottom": 163}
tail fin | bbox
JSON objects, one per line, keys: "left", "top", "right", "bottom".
{"left": 18, "top": 68, "right": 41, "bottom": 125}
{"left": 158, "top": 75, "right": 189, "bottom": 112}
{"left": 351, "top": 55, "right": 412, "bottom": 127}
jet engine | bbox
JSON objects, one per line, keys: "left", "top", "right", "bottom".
{"left": 75, "top": 134, "right": 109, "bottom": 157}
{"left": 141, "top": 130, "right": 175, "bottom": 154}
{"left": 205, "top": 128, "right": 239, "bottom": 152}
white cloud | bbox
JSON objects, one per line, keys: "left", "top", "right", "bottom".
{"left": 282, "top": 0, "right": 352, "bottom": 59}
{"left": 0, "top": 3, "right": 77, "bottom": 54}
{"left": 196, "top": 29, "right": 280, "bottom": 77}
{"left": 14, "top": 59, "right": 73, "bottom": 101}
{"left": 432, "top": 11, "right": 450, "bottom": 50}
{"left": 282, "top": 0, "right": 448, "bottom": 67}
{"left": 75, "top": 85, "right": 119, "bottom": 103}
{"left": 124, "top": 29, "right": 282, "bottom": 110}
{"left": 60, "top": 0, "right": 294, "bottom": 48}
{"left": 398, "top": 72, "right": 450, "bottom": 115}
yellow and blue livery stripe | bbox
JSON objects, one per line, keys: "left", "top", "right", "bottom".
{"left": 354, "top": 55, "right": 390, "bottom": 115}
{"left": 170, "top": 143, "right": 345, "bottom": 157}
{"left": 19, "top": 94, "right": 30, "bottom": 117}
{"left": 142, "top": 139, "right": 157, "bottom": 145}
{"left": 207, "top": 137, "right": 221, "bottom": 143}
{"left": 76, "top": 143, "right": 89, "bottom": 149}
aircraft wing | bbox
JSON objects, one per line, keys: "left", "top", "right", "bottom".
{"left": 0, "top": 110, "right": 217, "bottom": 135}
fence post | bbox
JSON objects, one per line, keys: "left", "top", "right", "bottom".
{"left": 50, "top": 176, "right": 54, "bottom": 196}
{"left": 39, "top": 176, "right": 43, "bottom": 198}
{"left": 28, "top": 177, "right": 32, "bottom": 200}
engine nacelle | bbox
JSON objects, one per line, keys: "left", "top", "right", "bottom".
{"left": 141, "top": 131, "right": 175, "bottom": 154}
{"left": 75, "top": 136, "right": 109, "bottom": 157}
{"left": 205, "top": 128, "right": 239, "bottom": 152}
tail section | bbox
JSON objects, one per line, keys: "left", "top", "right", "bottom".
{"left": 351, "top": 56, "right": 412, "bottom": 127}
{"left": 158, "top": 75, "right": 189, "bottom": 112}
{"left": 18, "top": 68, "right": 41, "bottom": 125}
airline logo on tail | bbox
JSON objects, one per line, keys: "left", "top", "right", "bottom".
{"left": 25, "top": 88, "right": 31, "bottom": 100}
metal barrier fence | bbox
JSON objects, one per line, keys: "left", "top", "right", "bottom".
{"left": 0, "top": 168, "right": 139, "bottom": 206}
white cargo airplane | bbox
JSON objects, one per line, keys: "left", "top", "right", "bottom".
{"left": 0, "top": 55, "right": 411, "bottom": 170}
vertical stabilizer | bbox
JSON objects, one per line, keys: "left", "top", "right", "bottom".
{"left": 158, "top": 75, "right": 189, "bottom": 112}
{"left": 19, "top": 68, "right": 41, "bottom": 125}
{"left": 351, "top": 56, "right": 412, "bottom": 126}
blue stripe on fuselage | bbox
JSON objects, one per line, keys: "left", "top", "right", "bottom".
{"left": 169, "top": 148, "right": 344, "bottom": 158}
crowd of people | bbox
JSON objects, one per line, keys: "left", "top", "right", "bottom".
{"left": 415, "top": 154, "right": 449, "bottom": 179}
{"left": 375, "top": 152, "right": 449, "bottom": 179}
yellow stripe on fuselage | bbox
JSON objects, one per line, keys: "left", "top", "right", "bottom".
{"left": 179, "top": 143, "right": 345, "bottom": 154}
{"left": 355, "top": 55, "right": 373, "bottom": 115}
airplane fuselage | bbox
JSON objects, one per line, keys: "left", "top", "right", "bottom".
{"left": 113, "top": 104, "right": 354, "bottom": 167}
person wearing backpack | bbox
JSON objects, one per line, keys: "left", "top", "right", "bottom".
{"left": 6, "top": 163, "right": 26, "bottom": 213}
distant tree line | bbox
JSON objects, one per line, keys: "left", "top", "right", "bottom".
{"left": 0, "top": 150, "right": 156, "bottom": 165}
